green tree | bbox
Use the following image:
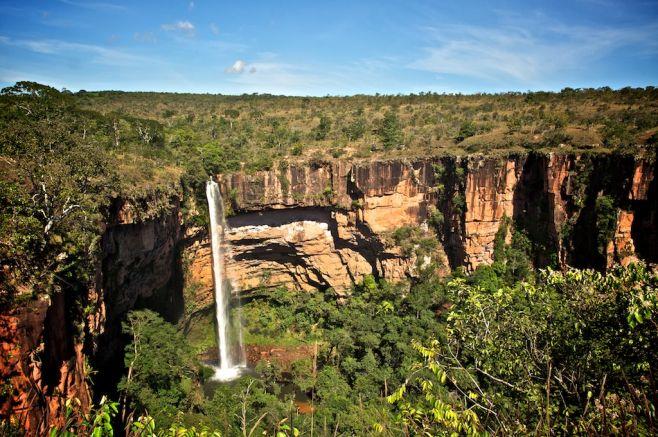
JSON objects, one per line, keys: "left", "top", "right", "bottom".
{"left": 379, "top": 111, "right": 403, "bottom": 150}
{"left": 343, "top": 117, "right": 366, "bottom": 140}
{"left": 119, "top": 310, "right": 201, "bottom": 429}
{"left": 391, "top": 264, "right": 658, "bottom": 435}
{"left": 595, "top": 194, "right": 617, "bottom": 257}
{"left": 314, "top": 115, "right": 332, "bottom": 140}
{"left": 456, "top": 120, "right": 477, "bottom": 142}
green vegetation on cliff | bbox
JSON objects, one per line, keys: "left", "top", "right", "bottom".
{"left": 3, "top": 82, "right": 657, "bottom": 309}
{"left": 0, "top": 82, "right": 186, "bottom": 308}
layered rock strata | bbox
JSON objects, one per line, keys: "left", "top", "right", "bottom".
{"left": 205, "top": 153, "right": 656, "bottom": 294}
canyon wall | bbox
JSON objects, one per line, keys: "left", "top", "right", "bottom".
{"left": 187, "top": 160, "right": 439, "bottom": 297}
{"left": 184, "top": 152, "right": 656, "bottom": 298}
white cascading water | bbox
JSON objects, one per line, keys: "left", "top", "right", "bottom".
{"left": 206, "top": 179, "right": 245, "bottom": 381}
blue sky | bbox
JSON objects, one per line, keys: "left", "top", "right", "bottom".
{"left": 0, "top": 0, "right": 657, "bottom": 95}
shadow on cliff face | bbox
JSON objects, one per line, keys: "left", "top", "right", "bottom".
{"left": 438, "top": 157, "right": 467, "bottom": 270}
{"left": 42, "top": 291, "right": 75, "bottom": 391}
{"left": 228, "top": 206, "right": 385, "bottom": 285}
{"left": 511, "top": 152, "right": 649, "bottom": 271}
{"left": 344, "top": 170, "right": 388, "bottom": 279}
{"left": 632, "top": 157, "right": 658, "bottom": 263}
{"left": 92, "top": 210, "right": 185, "bottom": 398}
{"left": 512, "top": 153, "right": 559, "bottom": 268}
{"left": 2, "top": 283, "right": 91, "bottom": 434}
{"left": 568, "top": 155, "right": 636, "bottom": 270}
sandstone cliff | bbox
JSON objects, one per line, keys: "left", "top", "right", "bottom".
{"left": 182, "top": 153, "right": 657, "bottom": 298}
{"left": 0, "top": 296, "right": 91, "bottom": 434}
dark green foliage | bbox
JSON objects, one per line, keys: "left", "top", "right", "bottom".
{"left": 541, "top": 128, "right": 571, "bottom": 148}
{"left": 391, "top": 225, "right": 437, "bottom": 259}
{"left": 236, "top": 275, "right": 450, "bottom": 434}
{"left": 69, "top": 86, "right": 658, "bottom": 168}
{"left": 343, "top": 117, "right": 366, "bottom": 140}
{"left": 290, "top": 143, "right": 303, "bottom": 155}
{"left": 452, "top": 193, "right": 465, "bottom": 214}
{"left": 49, "top": 396, "right": 119, "bottom": 436}
{"left": 198, "top": 141, "right": 243, "bottom": 174}
{"left": 469, "top": 216, "right": 533, "bottom": 290}
{"left": 314, "top": 115, "right": 332, "bottom": 140}
{"left": 601, "top": 119, "right": 634, "bottom": 146}
{"left": 455, "top": 120, "right": 477, "bottom": 142}
{"left": 0, "top": 82, "right": 119, "bottom": 306}
{"left": 428, "top": 206, "right": 444, "bottom": 229}
{"left": 391, "top": 264, "right": 658, "bottom": 435}
{"left": 61, "top": 261, "right": 658, "bottom": 436}
{"left": 378, "top": 110, "right": 403, "bottom": 149}
{"left": 119, "top": 310, "right": 202, "bottom": 429}
{"left": 595, "top": 194, "right": 617, "bottom": 257}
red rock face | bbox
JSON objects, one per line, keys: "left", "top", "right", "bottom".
{"left": 630, "top": 159, "right": 654, "bottom": 201}
{"left": 463, "top": 158, "right": 520, "bottom": 270}
{"left": 209, "top": 161, "right": 436, "bottom": 294}
{"left": 607, "top": 210, "right": 638, "bottom": 267}
{"left": 0, "top": 296, "right": 90, "bottom": 435}
{"left": 187, "top": 208, "right": 414, "bottom": 296}
{"left": 215, "top": 154, "right": 656, "bottom": 290}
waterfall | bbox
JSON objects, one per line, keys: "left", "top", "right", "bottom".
{"left": 206, "top": 180, "right": 245, "bottom": 381}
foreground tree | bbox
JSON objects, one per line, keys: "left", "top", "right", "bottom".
{"left": 389, "top": 263, "right": 658, "bottom": 435}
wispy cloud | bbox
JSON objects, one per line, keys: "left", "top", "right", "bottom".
{"left": 0, "top": 36, "right": 152, "bottom": 66}
{"left": 0, "top": 67, "right": 61, "bottom": 87}
{"left": 134, "top": 32, "right": 156, "bottom": 44}
{"left": 210, "top": 23, "right": 220, "bottom": 35}
{"left": 59, "top": 0, "right": 127, "bottom": 12}
{"left": 410, "top": 20, "right": 658, "bottom": 84}
{"left": 161, "top": 20, "right": 195, "bottom": 37}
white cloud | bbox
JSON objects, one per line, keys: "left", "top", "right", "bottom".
{"left": 161, "top": 20, "right": 195, "bottom": 36}
{"left": 410, "top": 21, "right": 658, "bottom": 84}
{"left": 210, "top": 23, "right": 220, "bottom": 35}
{"left": 225, "top": 59, "right": 247, "bottom": 73}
